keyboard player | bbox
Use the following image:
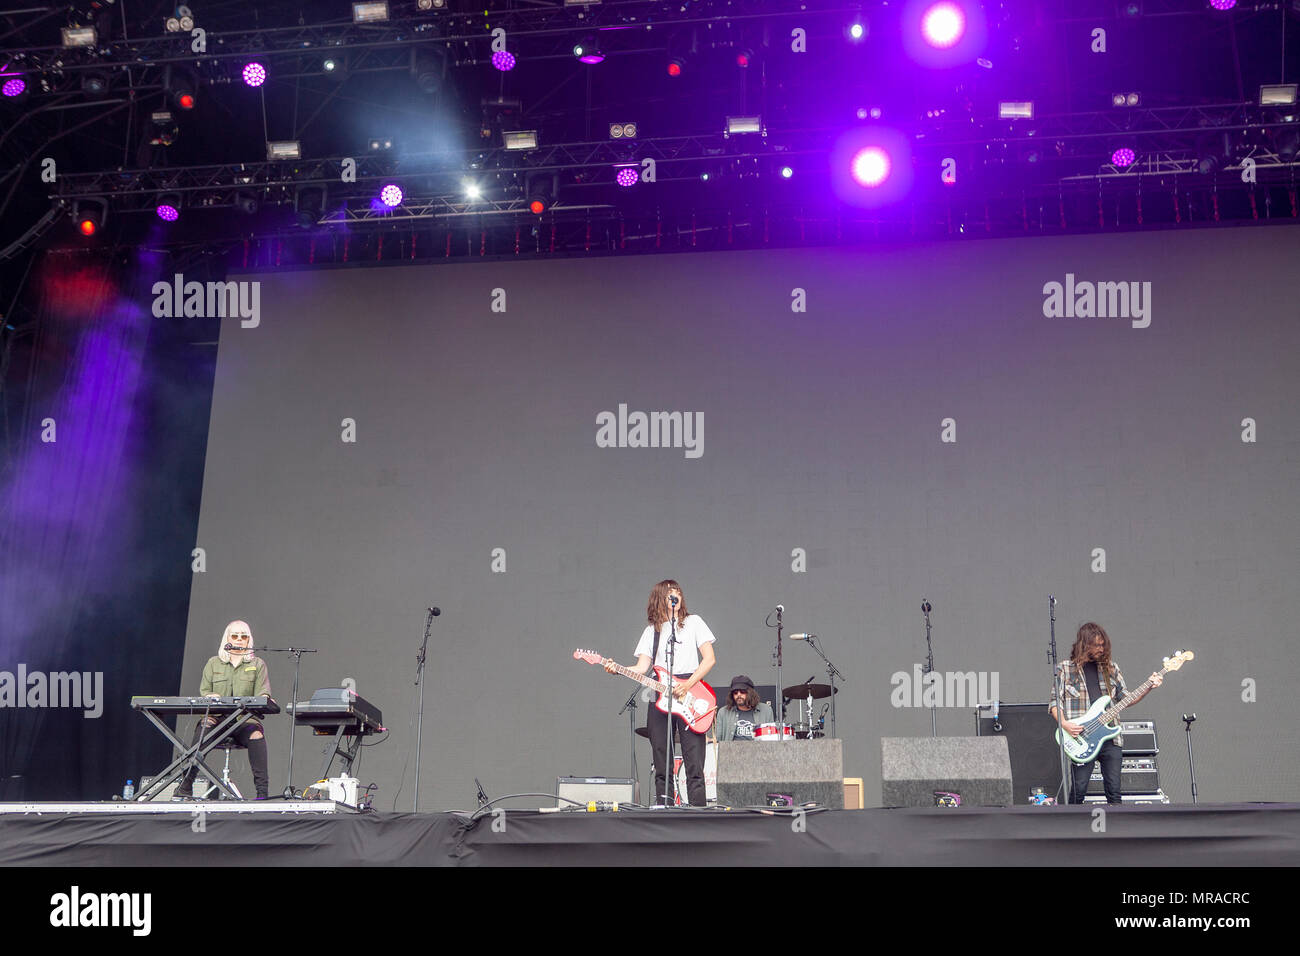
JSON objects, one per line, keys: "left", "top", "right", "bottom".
{"left": 174, "top": 621, "right": 272, "bottom": 800}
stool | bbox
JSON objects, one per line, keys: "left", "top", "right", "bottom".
{"left": 197, "top": 738, "right": 246, "bottom": 800}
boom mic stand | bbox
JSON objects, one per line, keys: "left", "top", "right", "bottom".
{"left": 1047, "top": 595, "right": 1070, "bottom": 804}
{"left": 259, "top": 644, "right": 317, "bottom": 799}
{"left": 618, "top": 688, "right": 640, "bottom": 803}
{"left": 773, "top": 605, "right": 785, "bottom": 727}
{"left": 413, "top": 606, "right": 439, "bottom": 812}
{"left": 921, "top": 601, "right": 936, "bottom": 737}
{"left": 804, "top": 635, "right": 845, "bottom": 739}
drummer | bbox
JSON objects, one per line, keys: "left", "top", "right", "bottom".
{"left": 711, "top": 675, "right": 774, "bottom": 742}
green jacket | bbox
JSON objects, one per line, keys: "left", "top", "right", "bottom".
{"left": 200, "top": 656, "right": 271, "bottom": 699}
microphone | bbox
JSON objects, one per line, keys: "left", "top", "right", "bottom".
{"left": 921, "top": 600, "right": 931, "bottom": 614}
{"left": 223, "top": 644, "right": 253, "bottom": 652}
{"left": 789, "top": 633, "right": 816, "bottom": 641}
{"left": 669, "top": 595, "right": 678, "bottom": 607}
{"left": 775, "top": 604, "right": 784, "bottom": 613}
{"left": 428, "top": 607, "right": 441, "bottom": 616}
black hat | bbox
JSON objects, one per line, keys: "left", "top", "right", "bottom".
{"left": 728, "top": 675, "right": 755, "bottom": 694}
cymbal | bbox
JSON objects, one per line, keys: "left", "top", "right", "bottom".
{"left": 783, "top": 682, "right": 838, "bottom": 700}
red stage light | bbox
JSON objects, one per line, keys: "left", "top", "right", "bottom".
{"left": 177, "top": 92, "right": 195, "bottom": 110}
{"left": 78, "top": 219, "right": 96, "bottom": 236}
{"left": 529, "top": 199, "right": 545, "bottom": 214}
{"left": 736, "top": 52, "right": 750, "bottom": 68}
{"left": 667, "top": 60, "right": 682, "bottom": 77}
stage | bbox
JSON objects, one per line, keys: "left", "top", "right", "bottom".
{"left": 1, "top": 801, "right": 1296, "bottom": 867}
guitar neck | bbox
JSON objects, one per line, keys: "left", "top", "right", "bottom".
{"left": 606, "top": 660, "right": 666, "bottom": 695}
{"left": 1101, "top": 665, "right": 1170, "bottom": 724}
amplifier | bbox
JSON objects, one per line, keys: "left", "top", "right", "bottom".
{"left": 556, "top": 776, "right": 637, "bottom": 808}
{"left": 1086, "top": 756, "right": 1159, "bottom": 795}
{"left": 1083, "top": 790, "right": 1170, "bottom": 805}
{"left": 1119, "top": 720, "right": 1158, "bottom": 755}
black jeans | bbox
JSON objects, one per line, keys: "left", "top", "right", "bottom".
{"left": 177, "top": 720, "right": 269, "bottom": 798}
{"left": 646, "top": 704, "right": 707, "bottom": 806}
{"left": 1069, "top": 738, "right": 1123, "bottom": 805}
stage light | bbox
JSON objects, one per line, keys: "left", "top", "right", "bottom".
{"left": 1209, "top": 0, "right": 1236, "bottom": 9}
{"left": 62, "top": 27, "right": 97, "bottom": 48}
{"left": 735, "top": 48, "right": 753, "bottom": 68}
{"left": 1120, "top": 1, "right": 1142, "bottom": 16}
{"left": 609, "top": 122, "right": 637, "bottom": 139}
{"left": 1110, "top": 147, "right": 1136, "bottom": 167}
{"left": 849, "top": 23, "right": 865, "bottom": 40}
{"left": 294, "top": 185, "right": 326, "bottom": 228}
{"left": 165, "top": 16, "right": 181, "bottom": 32}
{"left": 503, "top": 130, "right": 538, "bottom": 150}
{"left": 2, "top": 77, "right": 27, "bottom": 98}
{"left": 529, "top": 198, "right": 546, "bottom": 214}
{"left": 81, "top": 72, "right": 110, "bottom": 98}
{"left": 353, "top": 1, "right": 390, "bottom": 22}
{"left": 921, "top": 3, "right": 964, "bottom": 48}
{"left": 526, "top": 172, "right": 557, "bottom": 213}
{"left": 780, "top": 166, "right": 793, "bottom": 179}
{"left": 379, "top": 184, "right": 403, "bottom": 207}
{"left": 1112, "top": 92, "right": 1140, "bottom": 107}
{"left": 1196, "top": 131, "right": 1232, "bottom": 174}
{"left": 74, "top": 199, "right": 107, "bottom": 236}
{"left": 323, "top": 57, "right": 339, "bottom": 74}
{"left": 234, "top": 191, "right": 259, "bottom": 215}
{"left": 851, "top": 147, "right": 891, "bottom": 187}
{"left": 615, "top": 166, "right": 638, "bottom": 187}
{"left": 492, "top": 50, "right": 516, "bottom": 72}
{"left": 242, "top": 62, "right": 267, "bottom": 88}
{"left": 700, "top": 172, "right": 711, "bottom": 181}
{"left": 418, "top": 0, "right": 445, "bottom": 9}
{"left": 1260, "top": 84, "right": 1298, "bottom": 107}
{"left": 411, "top": 49, "right": 446, "bottom": 93}
{"left": 725, "top": 115, "right": 763, "bottom": 136}
{"left": 266, "top": 141, "right": 302, "bottom": 160}
{"left": 999, "top": 101, "right": 1034, "bottom": 119}
{"left": 368, "top": 137, "right": 394, "bottom": 151}
{"left": 156, "top": 194, "right": 182, "bottom": 221}
{"left": 464, "top": 182, "right": 482, "bottom": 200}
{"left": 667, "top": 58, "right": 683, "bottom": 77}
{"left": 574, "top": 38, "right": 604, "bottom": 64}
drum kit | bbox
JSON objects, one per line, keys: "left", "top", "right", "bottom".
{"left": 763, "top": 680, "right": 838, "bottom": 740}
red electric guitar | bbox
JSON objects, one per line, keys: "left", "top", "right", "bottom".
{"left": 573, "top": 649, "right": 717, "bottom": 734}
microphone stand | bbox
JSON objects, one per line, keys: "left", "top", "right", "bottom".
{"left": 662, "top": 599, "right": 679, "bottom": 806}
{"left": 413, "top": 607, "right": 438, "bottom": 812}
{"left": 921, "top": 601, "right": 936, "bottom": 737}
{"left": 774, "top": 606, "right": 785, "bottom": 727}
{"left": 259, "top": 644, "right": 317, "bottom": 799}
{"left": 804, "top": 635, "right": 845, "bottom": 740}
{"left": 618, "top": 688, "right": 640, "bottom": 803}
{"left": 1183, "top": 714, "right": 1199, "bottom": 805}
{"left": 1047, "top": 595, "right": 1070, "bottom": 804}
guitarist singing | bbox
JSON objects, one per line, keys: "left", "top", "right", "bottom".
{"left": 604, "top": 580, "right": 716, "bottom": 806}
{"left": 1049, "top": 622, "right": 1162, "bottom": 804}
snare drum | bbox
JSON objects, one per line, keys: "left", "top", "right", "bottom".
{"left": 754, "top": 722, "right": 794, "bottom": 741}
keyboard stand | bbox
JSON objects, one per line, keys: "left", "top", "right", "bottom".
{"left": 134, "top": 705, "right": 262, "bottom": 802}
{"left": 315, "top": 724, "right": 364, "bottom": 786}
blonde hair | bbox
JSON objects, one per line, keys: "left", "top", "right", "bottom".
{"left": 218, "top": 620, "right": 255, "bottom": 664}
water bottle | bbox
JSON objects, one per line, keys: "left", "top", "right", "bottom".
{"left": 122, "top": 779, "right": 135, "bottom": 801}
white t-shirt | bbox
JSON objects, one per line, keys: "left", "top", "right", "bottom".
{"left": 634, "top": 614, "right": 716, "bottom": 675}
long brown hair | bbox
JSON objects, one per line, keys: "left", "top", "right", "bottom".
{"left": 725, "top": 687, "right": 760, "bottom": 711}
{"left": 1070, "top": 622, "right": 1112, "bottom": 667}
{"left": 646, "top": 579, "right": 688, "bottom": 630}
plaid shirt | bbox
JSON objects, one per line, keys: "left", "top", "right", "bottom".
{"left": 1051, "top": 659, "right": 1127, "bottom": 725}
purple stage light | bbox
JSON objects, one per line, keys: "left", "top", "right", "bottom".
{"left": 492, "top": 50, "right": 516, "bottom": 72}
{"left": 615, "top": 167, "right": 638, "bottom": 188}
{"left": 156, "top": 204, "right": 179, "bottom": 222}
{"left": 1209, "top": 0, "right": 1236, "bottom": 9}
{"left": 921, "top": 2, "right": 965, "bottom": 49}
{"left": 851, "top": 147, "right": 891, "bottom": 187}
{"left": 242, "top": 62, "right": 267, "bottom": 87}
{"left": 2, "top": 77, "right": 25, "bottom": 97}
{"left": 1111, "top": 147, "right": 1136, "bottom": 167}
{"left": 380, "top": 184, "right": 404, "bottom": 207}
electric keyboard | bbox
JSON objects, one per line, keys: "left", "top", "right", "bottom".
{"left": 130, "top": 695, "right": 281, "bottom": 716}
{"left": 288, "top": 688, "right": 384, "bottom": 735}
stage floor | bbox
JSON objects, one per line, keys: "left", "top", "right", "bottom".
{"left": 0, "top": 801, "right": 1296, "bottom": 866}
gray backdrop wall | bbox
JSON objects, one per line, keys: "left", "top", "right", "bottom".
{"left": 181, "top": 225, "right": 1300, "bottom": 810}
